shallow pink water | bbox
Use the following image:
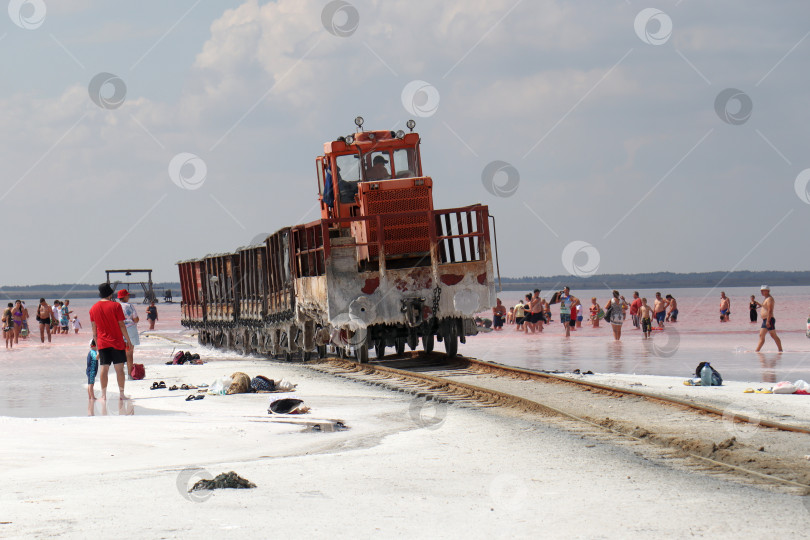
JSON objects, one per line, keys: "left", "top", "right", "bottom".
{"left": 2, "top": 287, "right": 809, "bottom": 417}
{"left": 460, "top": 286, "right": 810, "bottom": 383}
{"left": 0, "top": 299, "right": 182, "bottom": 417}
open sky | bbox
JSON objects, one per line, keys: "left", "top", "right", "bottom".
{"left": 1, "top": 0, "right": 809, "bottom": 285}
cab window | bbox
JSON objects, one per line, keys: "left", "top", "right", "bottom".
{"left": 336, "top": 153, "right": 361, "bottom": 203}
{"left": 392, "top": 148, "right": 419, "bottom": 178}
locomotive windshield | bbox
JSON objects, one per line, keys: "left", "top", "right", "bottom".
{"left": 326, "top": 143, "right": 423, "bottom": 207}
{"left": 362, "top": 147, "right": 420, "bottom": 181}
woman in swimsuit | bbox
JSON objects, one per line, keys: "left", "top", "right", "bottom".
{"left": 604, "top": 291, "right": 628, "bottom": 341}
{"left": 12, "top": 300, "right": 24, "bottom": 344}
{"left": 2, "top": 304, "right": 14, "bottom": 349}
{"left": 749, "top": 295, "right": 761, "bottom": 323}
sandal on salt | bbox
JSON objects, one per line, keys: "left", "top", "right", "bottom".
{"left": 150, "top": 382, "right": 160, "bottom": 390}
{"left": 169, "top": 385, "right": 178, "bottom": 391}
{"left": 185, "top": 394, "right": 195, "bottom": 401}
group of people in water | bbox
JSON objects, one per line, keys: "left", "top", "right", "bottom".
{"left": 2, "top": 294, "right": 159, "bottom": 352}
{"left": 489, "top": 285, "right": 784, "bottom": 350}
{"left": 2, "top": 299, "right": 82, "bottom": 349}
{"left": 490, "top": 287, "right": 679, "bottom": 341}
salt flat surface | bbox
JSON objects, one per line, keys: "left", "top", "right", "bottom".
{"left": 1, "top": 357, "right": 808, "bottom": 538}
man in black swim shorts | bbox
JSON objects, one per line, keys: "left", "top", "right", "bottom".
{"left": 89, "top": 283, "right": 132, "bottom": 399}
{"left": 755, "top": 285, "right": 782, "bottom": 352}
{"left": 36, "top": 298, "right": 52, "bottom": 343}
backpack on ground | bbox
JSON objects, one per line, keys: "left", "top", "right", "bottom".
{"left": 694, "top": 362, "right": 723, "bottom": 386}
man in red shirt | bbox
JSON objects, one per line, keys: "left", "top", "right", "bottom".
{"left": 90, "top": 283, "right": 131, "bottom": 400}
{"left": 629, "top": 291, "right": 642, "bottom": 330}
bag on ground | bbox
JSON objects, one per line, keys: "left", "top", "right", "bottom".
{"left": 793, "top": 380, "right": 810, "bottom": 392}
{"left": 209, "top": 376, "right": 232, "bottom": 395}
{"left": 773, "top": 381, "right": 797, "bottom": 394}
{"left": 227, "top": 372, "right": 252, "bottom": 394}
{"left": 250, "top": 376, "right": 275, "bottom": 392}
{"left": 130, "top": 364, "right": 145, "bottom": 380}
{"left": 268, "top": 398, "right": 304, "bottom": 414}
{"left": 694, "top": 362, "right": 723, "bottom": 386}
{"left": 274, "top": 378, "right": 297, "bottom": 392}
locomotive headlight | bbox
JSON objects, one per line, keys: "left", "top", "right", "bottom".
{"left": 406, "top": 119, "right": 416, "bottom": 132}
{"left": 345, "top": 134, "right": 355, "bottom": 145}
{"left": 395, "top": 130, "right": 405, "bottom": 139}
{"left": 355, "top": 116, "right": 364, "bottom": 128}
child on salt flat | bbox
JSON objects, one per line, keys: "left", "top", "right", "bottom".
{"left": 72, "top": 316, "right": 82, "bottom": 334}
{"left": 86, "top": 339, "right": 98, "bottom": 400}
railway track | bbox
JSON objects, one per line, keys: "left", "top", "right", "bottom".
{"left": 309, "top": 351, "right": 810, "bottom": 494}
{"left": 160, "top": 330, "right": 810, "bottom": 494}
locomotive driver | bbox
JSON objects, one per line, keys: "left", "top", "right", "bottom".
{"left": 366, "top": 155, "right": 390, "bottom": 181}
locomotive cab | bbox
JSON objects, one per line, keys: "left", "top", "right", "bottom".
{"left": 318, "top": 119, "right": 434, "bottom": 266}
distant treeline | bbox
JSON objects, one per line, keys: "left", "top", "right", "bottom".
{"left": 497, "top": 271, "right": 810, "bottom": 292}
{"left": 0, "top": 282, "right": 181, "bottom": 300}
{"left": 2, "top": 271, "right": 808, "bottom": 298}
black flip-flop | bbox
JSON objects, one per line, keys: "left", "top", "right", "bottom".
{"left": 169, "top": 385, "right": 178, "bottom": 391}
{"left": 158, "top": 381, "right": 166, "bottom": 388}
{"left": 194, "top": 395, "right": 204, "bottom": 400}
{"left": 150, "top": 382, "right": 159, "bottom": 390}
{"left": 185, "top": 394, "right": 195, "bottom": 401}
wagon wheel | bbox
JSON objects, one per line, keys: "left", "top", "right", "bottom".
{"left": 394, "top": 337, "right": 406, "bottom": 356}
{"left": 238, "top": 332, "right": 250, "bottom": 355}
{"left": 422, "top": 333, "right": 434, "bottom": 354}
{"left": 407, "top": 331, "right": 418, "bottom": 351}
{"left": 444, "top": 320, "right": 458, "bottom": 358}
{"left": 375, "top": 339, "right": 386, "bottom": 359}
{"left": 355, "top": 342, "right": 369, "bottom": 364}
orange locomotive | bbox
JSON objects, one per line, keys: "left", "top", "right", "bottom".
{"left": 178, "top": 117, "right": 496, "bottom": 362}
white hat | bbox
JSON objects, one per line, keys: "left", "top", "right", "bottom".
{"left": 760, "top": 285, "right": 770, "bottom": 291}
